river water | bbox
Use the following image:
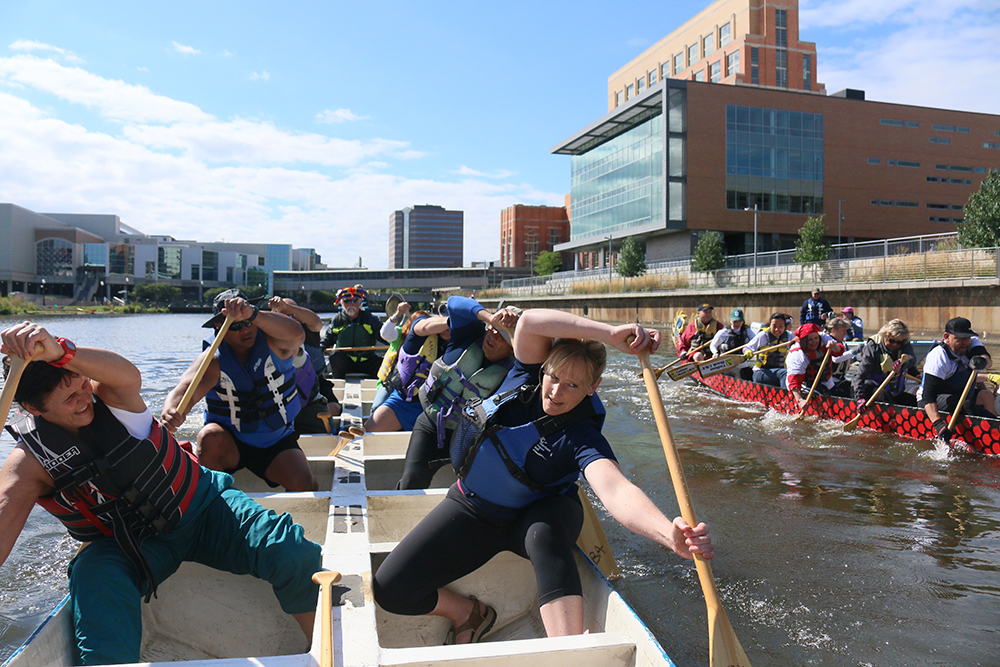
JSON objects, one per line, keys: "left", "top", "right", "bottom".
{"left": 1, "top": 313, "right": 998, "bottom": 666}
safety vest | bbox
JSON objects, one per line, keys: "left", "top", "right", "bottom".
{"left": 799, "top": 346, "right": 835, "bottom": 386}
{"left": 418, "top": 339, "right": 512, "bottom": 442}
{"left": 204, "top": 330, "right": 300, "bottom": 447}
{"left": 756, "top": 331, "right": 792, "bottom": 369}
{"left": 8, "top": 398, "right": 200, "bottom": 601}
{"left": 329, "top": 312, "right": 378, "bottom": 362}
{"left": 392, "top": 335, "right": 440, "bottom": 402}
{"left": 455, "top": 383, "right": 606, "bottom": 509}
{"left": 715, "top": 326, "right": 750, "bottom": 354}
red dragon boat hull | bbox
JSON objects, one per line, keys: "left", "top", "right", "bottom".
{"left": 693, "top": 372, "right": 1000, "bottom": 456}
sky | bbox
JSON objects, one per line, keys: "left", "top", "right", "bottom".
{"left": 0, "top": 0, "right": 997, "bottom": 270}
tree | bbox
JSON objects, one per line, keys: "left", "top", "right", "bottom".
{"left": 534, "top": 251, "right": 563, "bottom": 276}
{"left": 132, "top": 283, "right": 180, "bottom": 304}
{"left": 691, "top": 231, "right": 726, "bottom": 271}
{"left": 957, "top": 169, "right": 1000, "bottom": 248}
{"left": 616, "top": 237, "right": 646, "bottom": 278}
{"left": 793, "top": 215, "right": 832, "bottom": 264}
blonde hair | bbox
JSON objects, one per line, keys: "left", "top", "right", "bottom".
{"left": 878, "top": 319, "right": 909, "bottom": 342}
{"left": 541, "top": 338, "right": 606, "bottom": 388}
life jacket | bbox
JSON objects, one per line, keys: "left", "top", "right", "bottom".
{"left": 204, "top": 330, "right": 300, "bottom": 447}
{"left": 328, "top": 312, "right": 378, "bottom": 362}
{"left": 861, "top": 335, "right": 905, "bottom": 395}
{"left": 302, "top": 328, "right": 327, "bottom": 376}
{"left": 291, "top": 345, "right": 318, "bottom": 408}
{"left": 453, "top": 383, "right": 606, "bottom": 509}
{"left": 377, "top": 341, "right": 401, "bottom": 383}
{"left": 716, "top": 326, "right": 750, "bottom": 354}
{"left": 418, "top": 339, "right": 513, "bottom": 445}
{"left": 688, "top": 319, "right": 722, "bottom": 351}
{"left": 795, "top": 345, "right": 836, "bottom": 386}
{"left": 392, "top": 335, "right": 440, "bottom": 402}
{"left": 922, "top": 341, "right": 975, "bottom": 396}
{"left": 7, "top": 399, "right": 200, "bottom": 601}
{"left": 756, "top": 331, "right": 793, "bottom": 369}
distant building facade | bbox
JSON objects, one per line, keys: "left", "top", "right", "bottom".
{"left": 499, "top": 204, "right": 570, "bottom": 268}
{"left": 0, "top": 203, "right": 321, "bottom": 302}
{"left": 388, "top": 205, "right": 464, "bottom": 269}
{"left": 608, "top": 0, "right": 824, "bottom": 111}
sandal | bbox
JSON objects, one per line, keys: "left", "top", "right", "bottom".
{"left": 444, "top": 595, "right": 497, "bottom": 645}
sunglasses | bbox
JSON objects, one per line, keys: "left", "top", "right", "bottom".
{"left": 219, "top": 319, "right": 255, "bottom": 332}
{"left": 342, "top": 298, "right": 361, "bottom": 304}
{"left": 885, "top": 338, "right": 907, "bottom": 346}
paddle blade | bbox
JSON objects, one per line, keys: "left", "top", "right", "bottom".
{"left": 698, "top": 355, "right": 742, "bottom": 378}
{"left": 708, "top": 604, "right": 752, "bottom": 667}
{"left": 575, "top": 488, "right": 620, "bottom": 579}
{"left": 668, "top": 362, "right": 699, "bottom": 382}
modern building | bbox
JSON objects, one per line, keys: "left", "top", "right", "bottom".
{"left": 388, "top": 205, "right": 464, "bottom": 269}
{"left": 499, "top": 204, "right": 570, "bottom": 269}
{"left": 552, "top": 0, "right": 1000, "bottom": 266}
{"left": 0, "top": 203, "right": 322, "bottom": 302}
{"left": 609, "top": 0, "right": 823, "bottom": 112}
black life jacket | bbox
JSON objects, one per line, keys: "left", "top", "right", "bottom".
{"left": 716, "top": 326, "right": 750, "bottom": 354}
{"left": 8, "top": 398, "right": 200, "bottom": 601}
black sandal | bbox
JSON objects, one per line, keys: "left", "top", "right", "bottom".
{"left": 444, "top": 595, "right": 497, "bottom": 645}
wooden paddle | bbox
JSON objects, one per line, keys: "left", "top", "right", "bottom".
{"left": 795, "top": 347, "right": 834, "bottom": 421}
{"left": 844, "top": 354, "right": 911, "bottom": 432}
{"left": 947, "top": 365, "right": 980, "bottom": 431}
{"left": 311, "top": 570, "right": 342, "bottom": 667}
{"left": 648, "top": 340, "right": 714, "bottom": 380}
{"left": 329, "top": 426, "right": 365, "bottom": 457}
{"left": 177, "top": 313, "right": 235, "bottom": 415}
{"left": 323, "top": 345, "right": 390, "bottom": 354}
{"left": 317, "top": 412, "right": 332, "bottom": 435}
{"left": 638, "top": 350, "right": 751, "bottom": 667}
{"left": 0, "top": 345, "right": 44, "bottom": 431}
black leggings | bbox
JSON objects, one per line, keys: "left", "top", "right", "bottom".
{"left": 373, "top": 484, "right": 584, "bottom": 615}
{"left": 398, "top": 412, "right": 452, "bottom": 490}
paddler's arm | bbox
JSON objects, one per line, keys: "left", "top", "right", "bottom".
{"left": 269, "top": 296, "right": 323, "bottom": 332}
{"left": 412, "top": 315, "right": 448, "bottom": 337}
{"left": 0, "top": 445, "right": 54, "bottom": 569}
{"left": 583, "top": 458, "right": 713, "bottom": 561}
{"left": 512, "top": 309, "right": 660, "bottom": 365}
{"left": 160, "top": 350, "right": 221, "bottom": 433}
{"left": 254, "top": 304, "right": 306, "bottom": 360}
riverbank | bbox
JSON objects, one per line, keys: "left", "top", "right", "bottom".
{"left": 0, "top": 296, "right": 170, "bottom": 316}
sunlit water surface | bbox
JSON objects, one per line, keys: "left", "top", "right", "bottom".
{"left": 2, "top": 314, "right": 999, "bottom": 666}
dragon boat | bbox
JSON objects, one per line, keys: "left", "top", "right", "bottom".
{"left": 3, "top": 378, "right": 681, "bottom": 667}
{"left": 692, "top": 371, "right": 1000, "bottom": 456}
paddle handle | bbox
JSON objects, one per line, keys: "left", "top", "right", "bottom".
{"left": 311, "top": 571, "right": 342, "bottom": 667}
{"left": 844, "top": 354, "right": 910, "bottom": 431}
{"left": 638, "top": 351, "right": 721, "bottom": 604}
{"left": 177, "top": 314, "right": 235, "bottom": 416}
{"left": 947, "top": 364, "right": 980, "bottom": 430}
{"left": 796, "top": 346, "right": 833, "bottom": 420}
{"left": 0, "top": 345, "right": 44, "bottom": 431}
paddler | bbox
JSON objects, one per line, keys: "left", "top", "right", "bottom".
{"left": 709, "top": 308, "right": 752, "bottom": 379}
{"left": 918, "top": 317, "right": 995, "bottom": 442}
{"left": 161, "top": 290, "right": 318, "bottom": 491}
{"left": 320, "top": 285, "right": 387, "bottom": 379}
{"left": 785, "top": 323, "right": 846, "bottom": 406}
{"left": 742, "top": 312, "right": 793, "bottom": 387}
{"left": 851, "top": 318, "right": 918, "bottom": 410}
{"left": 0, "top": 321, "right": 321, "bottom": 665}
{"left": 676, "top": 303, "right": 720, "bottom": 363}
{"left": 397, "top": 295, "right": 521, "bottom": 489}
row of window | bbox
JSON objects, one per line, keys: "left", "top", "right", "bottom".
{"left": 928, "top": 203, "right": 965, "bottom": 210}
{"left": 930, "top": 217, "right": 964, "bottom": 223}
{"left": 929, "top": 137, "right": 950, "bottom": 145}
{"left": 985, "top": 142, "right": 1000, "bottom": 150}
{"left": 933, "top": 123, "right": 970, "bottom": 133}
{"left": 937, "top": 163, "right": 987, "bottom": 173}
{"left": 870, "top": 200, "right": 966, "bottom": 211}
{"left": 927, "top": 176, "right": 972, "bottom": 185}
{"left": 726, "top": 190, "right": 823, "bottom": 214}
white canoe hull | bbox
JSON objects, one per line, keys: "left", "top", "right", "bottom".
{"left": 3, "top": 378, "right": 677, "bottom": 667}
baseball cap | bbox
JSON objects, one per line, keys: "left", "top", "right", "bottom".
{"left": 697, "top": 303, "right": 714, "bottom": 312}
{"left": 944, "top": 317, "right": 977, "bottom": 339}
{"left": 202, "top": 288, "right": 265, "bottom": 328}
{"left": 842, "top": 306, "right": 854, "bottom": 314}
{"left": 730, "top": 308, "right": 745, "bottom": 322}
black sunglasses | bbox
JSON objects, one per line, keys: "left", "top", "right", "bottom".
{"left": 342, "top": 298, "right": 361, "bottom": 304}
{"left": 885, "top": 338, "right": 907, "bottom": 346}
{"left": 219, "top": 320, "right": 255, "bottom": 332}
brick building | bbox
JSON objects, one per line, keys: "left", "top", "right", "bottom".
{"left": 499, "top": 204, "right": 570, "bottom": 269}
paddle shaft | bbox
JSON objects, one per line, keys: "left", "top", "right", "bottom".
{"left": 311, "top": 571, "right": 342, "bottom": 667}
{"left": 638, "top": 350, "right": 751, "bottom": 666}
{"left": 323, "top": 345, "right": 389, "bottom": 354}
{"left": 178, "top": 314, "right": 235, "bottom": 416}
{"left": 844, "top": 354, "right": 911, "bottom": 431}
{"left": 796, "top": 347, "right": 833, "bottom": 420}
{"left": 0, "top": 345, "right": 43, "bottom": 431}
{"left": 947, "top": 365, "right": 980, "bottom": 430}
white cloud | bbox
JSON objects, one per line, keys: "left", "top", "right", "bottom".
{"left": 0, "top": 54, "right": 212, "bottom": 123}
{"left": 316, "top": 108, "right": 369, "bottom": 124}
{"left": 172, "top": 41, "right": 201, "bottom": 55}
{"left": 223, "top": 49, "right": 235, "bottom": 57}
{"left": 137, "top": 66, "right": 148, "bottom": 72}
{"left": 0, "top": 59, "right": 560, "bottom": 268}
{"left": 8, "top": 39, "right": 84, "bottom": 64}
{"left": 249, "top": 70, "right": 269, "bottom": 81}
{"left": 452, "top": 165, "right": 516, "bottom": 179}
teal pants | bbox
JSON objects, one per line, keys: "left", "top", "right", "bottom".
{"left": 66, "top": 473, "right": 321, "bottom": 665}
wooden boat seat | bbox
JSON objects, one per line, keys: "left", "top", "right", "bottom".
{"left": 377, "top": 632, "right": 637, "bottom": 666}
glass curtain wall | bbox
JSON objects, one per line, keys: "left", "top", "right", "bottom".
{"left": 36, "top": 238, "right": 75, "bottom": 277}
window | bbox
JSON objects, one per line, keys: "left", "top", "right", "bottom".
{"left": 868, "top": 157, "right": 881, "bottom": 164}
{"left": 719, "top": 22, "right": 732, "bottom": 47}
{"left": 36, "top": 238, "right": 74, "bottom": 277}
{"left": 710, "top": 60, "right": 721, "bottom": 83}
{"left": 703, "top": 33, "right": 715, "bottom": 56}
{"left": 932, "top": 124, "right": 969, "bottom": 133}
{"left": 190, "top": 264, "right": 200, "bottom": 280}
{"left": 750, "top": 47, "right": 759, "bottom": 84}
{"left": 626, "top": 84, "right": 634, "bottom": 99}
{"left": 936, "top": 163, "right": 986, "bottom": 173}
{"left": 880, "top": 118, "right": 919, "bottom": 128}
{"left": 927, "top": 203, "right": 964, "bottom": 210}
{"left": 929, "top": 137, "right": 951, "bottom": 144}
{"left": 803, "top": 53, "right": 811, "bottom": 90}
{"left": 872, "top": 200, "right": 918, "bottom": 208}
{"left": 688, "top": 43, "right": 698, "bottom": 67}
{"left": 674, "top": 52, "right": 683, "bottom": 75}
{"left": 694, "top": 69, "right": 705, "bottom": 81}
{"left": 661, "top": 63, "right": 670, "bottom": 80}
{"left": 984, "top": 142, "right": 1000, "bottom": 150}
{"left": 888, "top": 159, "right": 920, "bottom": 167}
{"left": 775, "top": 9, "right": 788, "bottom": 47}
{"left": 648, "top": 69, "right": 657, "bottom": 86}
{"left": 637, "top": 77, "right": 645, "bottom": 93}
{"left": 776, "top": 49, "right": 787, "bottom": 88}
{"left": 726, "top": 50, "right": 739, "bottom": 77}
{"left": 615, "top": 91, "right": 623, "bottom": 107}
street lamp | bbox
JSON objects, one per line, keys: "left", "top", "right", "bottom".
{"left": 604, "top": 235, "right": 613, "bottom": 286}
{"left": 744, "top": 204, "right": 758, "bottom": 286}
{"left": 838, "top": 199, "right": 846, "bottom": 258}
{"left": 41, "top": 278, "right": 46, "bottom": 307}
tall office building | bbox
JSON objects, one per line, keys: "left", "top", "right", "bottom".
{"left": 608, "top": 0, "right": 823, "bottom": 112}
{"left": 388, "top": 205, "right": 464, "bottom": 269}
{"left": 552, "top": 0, "right": 1000, "bottom": 266}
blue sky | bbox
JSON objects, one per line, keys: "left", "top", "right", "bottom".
{"left": 0, "top": 0, "right": 997, "bottom": 269}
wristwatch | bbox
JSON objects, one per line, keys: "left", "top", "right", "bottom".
{"left": 50, "top": 337, "right": 77, "bottom": 368}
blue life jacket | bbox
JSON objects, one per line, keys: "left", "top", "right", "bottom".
{"left": 204, "top": 330, "right": 300, "bottom": 447}
{"left": 455, "top": 383, "right": 606, "bottom": 509}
